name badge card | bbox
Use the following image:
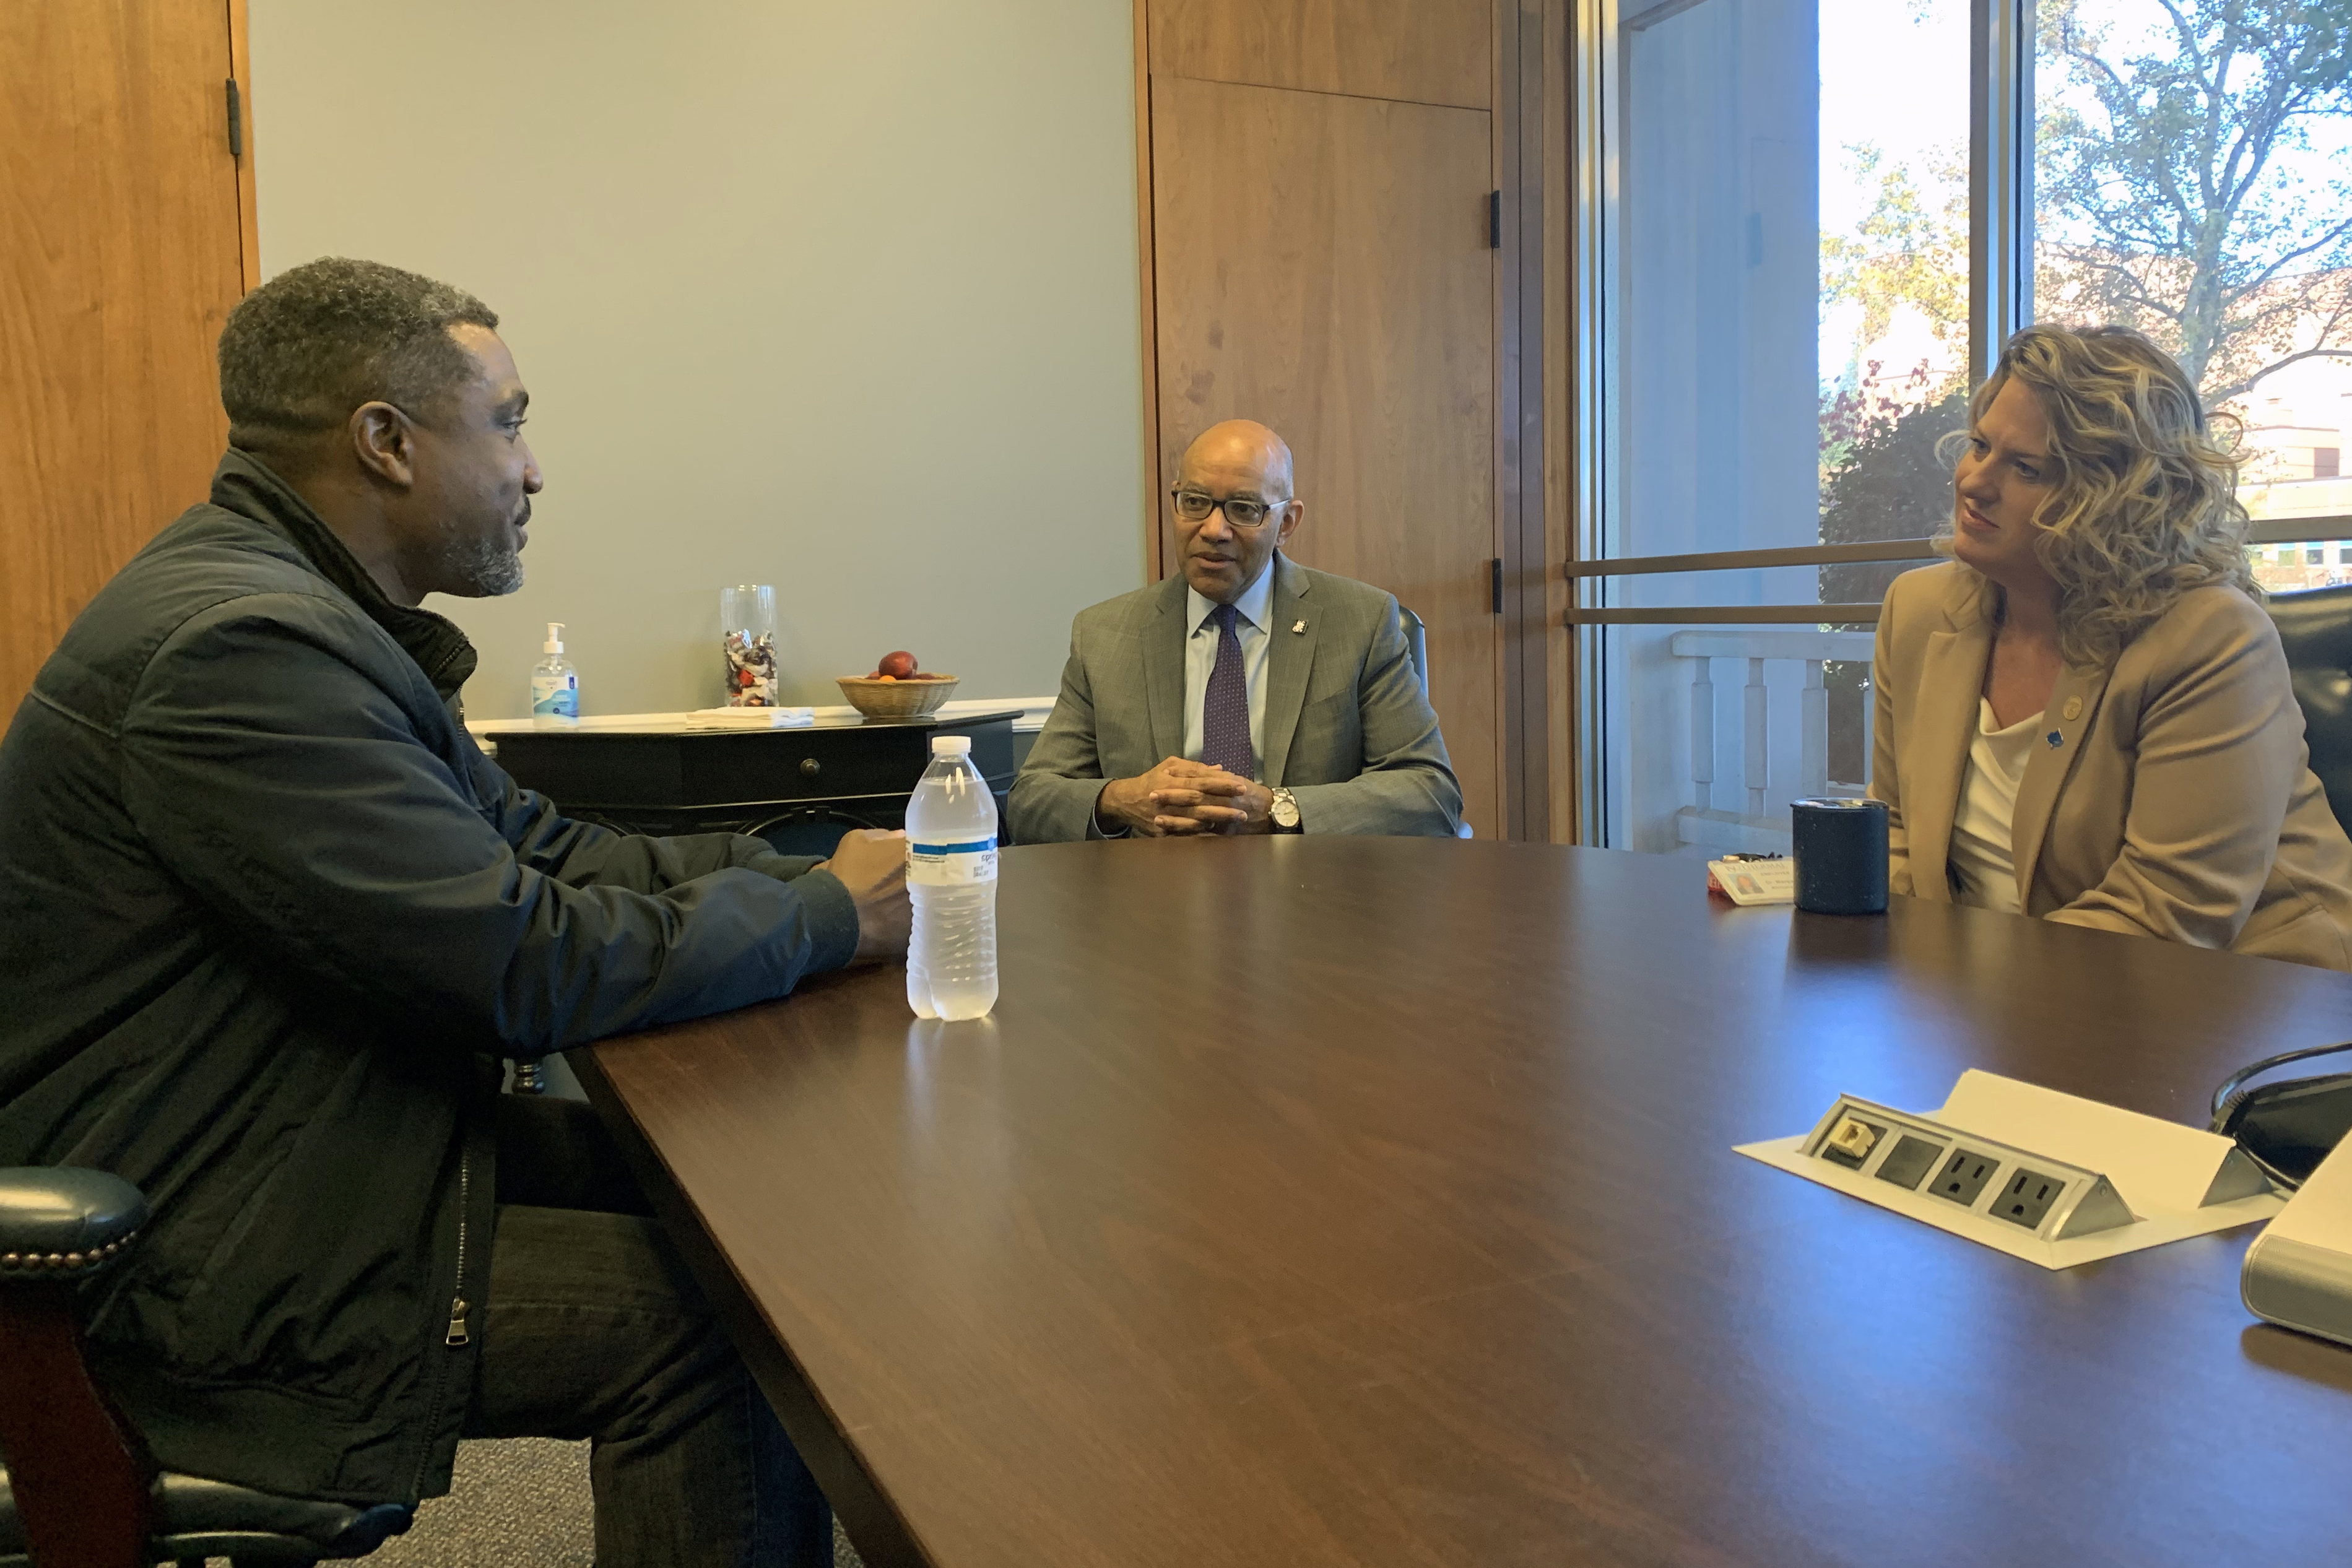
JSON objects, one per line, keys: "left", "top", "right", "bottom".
{"left": 1708, "top": 857, "right": 1794, "bottom": 906}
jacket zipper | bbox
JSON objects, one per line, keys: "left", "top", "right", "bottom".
{"left": 444, "top": 1152, "right": 472, "bottom": 1347}
{"left": 409, "top": 1141, "right": 475, "bottom": 1502}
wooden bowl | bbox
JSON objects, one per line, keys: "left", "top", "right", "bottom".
{"left": 836, "top": 674, "right": 960, "bottom": 719}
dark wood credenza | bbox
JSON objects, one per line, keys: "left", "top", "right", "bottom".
{"left": 486, "top": 709, "right": 1023, "bottom": 855}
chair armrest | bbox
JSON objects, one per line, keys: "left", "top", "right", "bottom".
{"left": 0, "top": 1168, "right": 149, "bottom": 1277}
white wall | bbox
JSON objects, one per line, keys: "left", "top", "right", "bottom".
{"left": 250, "top": 1, "right": 1146, "bottom": 717}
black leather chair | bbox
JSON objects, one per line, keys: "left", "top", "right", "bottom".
{"left": 2268, "top": 583, "right": 2352, "bottom": 842}
{"left": 1396, "top": 605, "right": 1473, "bottom": 839}
{"left": 0, "top": 1168, "right": 413, "bottom": 1567}
{"left": 745, "top": 803, "right": 896, "bottom": 859}
{"left": 1398, "top": 605, "right": 1430, "bottom": 696}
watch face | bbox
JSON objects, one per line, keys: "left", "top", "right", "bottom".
{"left": 1272, "top": 790, "right": 1300, "bottom": 828}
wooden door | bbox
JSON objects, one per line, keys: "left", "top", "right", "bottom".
{"left": 1, "top": 1, "right": 253, "bottom": 717}
{"left": 1143, "top": 0, "right": 1503, "bottom": 836}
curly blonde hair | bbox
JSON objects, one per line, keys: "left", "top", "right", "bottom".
{"left": 1945, "top": 324, "right": 2253, "bottom": 666}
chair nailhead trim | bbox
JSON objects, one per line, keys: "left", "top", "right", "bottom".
{"left": 0, "top": 1229, "right": 137, "bottom": 1275}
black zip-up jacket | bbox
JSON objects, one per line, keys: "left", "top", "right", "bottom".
{"left": 0, "top": 451, "right": 860, "bottom": 1504}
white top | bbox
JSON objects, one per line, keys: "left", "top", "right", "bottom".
{"left": 1182, "top": 562, "right": 1274, "bottom": 767}
{"left": 1946, "top": 698, "right": 2042, "bottom": 914}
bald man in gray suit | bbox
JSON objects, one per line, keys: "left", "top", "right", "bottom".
{"left": 1009, "top": 420, "right": 1462, "bottom": 844}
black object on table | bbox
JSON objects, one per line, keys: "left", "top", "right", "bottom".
{"left": 488, "top": 709, "right": 1022, "bottom": 856}
{"left": 1791, "top": 795, "right": 1890, "bottom": 914}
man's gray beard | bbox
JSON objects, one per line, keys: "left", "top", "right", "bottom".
{"left": 441, "top": 534, "right": 525, "bottom": 596}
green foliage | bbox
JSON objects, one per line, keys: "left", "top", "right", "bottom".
{"left": 1819, "top": 389, "right": 1969, "bottom": 605}
{"left": 1813, "top": 389, "right": 1970, "bottom": 783}
{"left": 1820, "top": 142, "right": 1970, "bottom": 387}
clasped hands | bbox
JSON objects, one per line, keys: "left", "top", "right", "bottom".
{"left": 1095, "top": 757, "right": 1274, "bottom": 837}
{"left": 818, "top": 828, "right": 912, "bottom": 962}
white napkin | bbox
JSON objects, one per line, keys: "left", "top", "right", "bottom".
{"left": 683, "top": 706, "right": 817, "bottom": 729}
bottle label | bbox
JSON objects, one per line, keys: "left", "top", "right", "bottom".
{"left": 531, "top": 674, "right": 578, "bottom": 719}
{"left": 907, "top": 838, "right": 998, "bottom": 886}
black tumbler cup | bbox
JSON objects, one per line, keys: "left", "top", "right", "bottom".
{"left": 1792, "top": 797, "right": 1890, "bottom": 915}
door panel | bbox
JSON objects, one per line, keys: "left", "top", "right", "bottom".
{"left": 1149, "top": 0, "right": 1492, "bottom": 110}
{"left": 1, "top": 1, "right": 245, "bottom": 715}
{"left": 1150, "top": 73, "right": 1499, "bottom": 834}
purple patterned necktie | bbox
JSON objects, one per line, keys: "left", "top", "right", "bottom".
{"left": 1202, "top": 602, "right": 1256, "bottom": 780}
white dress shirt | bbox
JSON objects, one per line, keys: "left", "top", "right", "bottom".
{"left": 1946, "top": 697, "right": 2041, "bottom": 914}
{"left": 1183, "top": 564, "right": 1274, "bottom": 771}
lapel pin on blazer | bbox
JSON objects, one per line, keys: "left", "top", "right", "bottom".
{"left": 1291, "top": 620, "right": 1306, "bottom": 633}
{"left": 2046, "top": 729, "right": 2064, "bottom": 748}
{"left": 2062, "top": 696, "right": 2083, "bottom": 720}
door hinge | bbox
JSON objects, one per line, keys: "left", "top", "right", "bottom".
{"left": 1488, "top": 189, "right": 1501, "bottom": 249}
{"left": 226, "top": 79, "right": 243, "bottom": 159}
{"left": 1491, "top": 558, "right": 1504, "bottom": 615}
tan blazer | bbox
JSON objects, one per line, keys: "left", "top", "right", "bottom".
{"left": 1869, "top": 561, "right": 2352, "bottom": 970}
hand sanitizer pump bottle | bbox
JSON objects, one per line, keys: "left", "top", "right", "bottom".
{"left": 531, "top": 623, "right": 579, "bottom": 729}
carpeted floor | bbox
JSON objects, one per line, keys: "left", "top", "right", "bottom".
{"left": 354, "top": 1437, "right": 865, "bottom": 1567}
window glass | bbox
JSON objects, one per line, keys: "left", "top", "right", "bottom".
{"left": 2034, "top": 0, "right": 2352, "bottom": 594}
{"left": 1603, "top": 0, "right": 1969, "bottom": 851}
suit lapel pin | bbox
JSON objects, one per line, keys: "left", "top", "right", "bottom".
{"left": 2046, "top": 729, "right": 2063, "bottom": 748}
{"left": 1291, "top": 620, "right": 1306, "bottom": 634}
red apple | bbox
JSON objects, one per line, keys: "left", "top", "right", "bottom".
{"left": 878, "top": 650, "right": 918, "bottom": 678}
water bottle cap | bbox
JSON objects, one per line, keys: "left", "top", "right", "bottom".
{"left": 931, "top": 735, "right": 972, "bottom": 755}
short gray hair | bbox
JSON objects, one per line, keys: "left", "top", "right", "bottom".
{"left": 219, "top": 257, "right": 499, "bottom": 449}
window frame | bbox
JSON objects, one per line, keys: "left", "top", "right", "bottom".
{"left": 1566, "top": 0, "right": 2352, "bottom": 846}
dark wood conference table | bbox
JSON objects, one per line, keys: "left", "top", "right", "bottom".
{"left": 576, "top": 837, "right": 2352, "bottom": 1567}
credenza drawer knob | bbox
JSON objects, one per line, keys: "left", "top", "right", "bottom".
{"left": 800, "top": 758, "right": 822, "bottom": 777}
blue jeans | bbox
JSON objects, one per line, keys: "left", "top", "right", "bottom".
{"left": 465, "top": 1095, "right": 831, "bottom": 1567}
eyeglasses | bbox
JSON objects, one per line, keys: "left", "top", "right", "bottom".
{"left": 1169, "top": 486, "right": 1286, "bottom": 530}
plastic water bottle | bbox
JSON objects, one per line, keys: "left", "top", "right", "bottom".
{"left": 530, "top": 622, "right": 578, "bottom": 729}
{"left": 905, "top": 735, "right": 999, "bottom": 1020}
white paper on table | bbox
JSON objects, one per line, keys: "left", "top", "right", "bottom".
{"left": 2262, "top": 1146, "right": 2352, "bottom": 1252}
{"left": 680, "top": 707, "right": 817, "bottom": 730}
{"left": 1736, "top": 1070, "right": 2283, "bottom": 1269}
{"left": 467, "top": 710, "right": 817, "bottom": 734}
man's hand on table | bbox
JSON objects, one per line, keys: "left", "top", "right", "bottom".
{"left": 820, "top": 828, "right": 911, "bottom": 961}
{"left": 1095, "top": 758, "right": 1274, "bottom": 836}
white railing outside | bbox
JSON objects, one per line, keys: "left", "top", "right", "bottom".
{"left": 1669, "top": 630, "right": 1875, "bottom": 854}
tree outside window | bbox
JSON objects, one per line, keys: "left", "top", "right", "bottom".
{"left": 1821, "top": 0, "right": 2352, "bottom": 612}
{"left": 1807, "top": 0, "right": 2352, "bottom": 778}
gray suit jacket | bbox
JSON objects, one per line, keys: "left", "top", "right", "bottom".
{"left": 1009, "top": 554, "right": 1463, "bottom": 842}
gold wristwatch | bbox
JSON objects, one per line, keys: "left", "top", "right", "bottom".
{"left": 1269, "top": 787, "right": 1302, "bottom": 833}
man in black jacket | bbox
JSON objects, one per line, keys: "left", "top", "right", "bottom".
{"left": 0, "top": 258, "right": 903, "bottom": 1565}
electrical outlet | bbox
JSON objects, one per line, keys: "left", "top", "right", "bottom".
{"left": 1929, "top": 1147, "right": 2000, "bottom": 1206}
{"left": 1819, "top": 1114, "right": 1887, "bottom": 1169}
{"left": 1781, "top": 1088, "right": 2142, "bottom": 1247}
{"left": 1874, "top": 1133, "right": 1946, "bottom": 1190}
{"left": 1992, "top": 1167, "right": 2065, "bottom": 1231}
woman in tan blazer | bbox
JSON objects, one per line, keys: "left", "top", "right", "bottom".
{"left": 1869, "top": 324, "right": 2352, "bottom": 970}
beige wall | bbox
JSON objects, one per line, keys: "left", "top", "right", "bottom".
{"left": 250, "top": 1, "right": 1145, "bottom": 717}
